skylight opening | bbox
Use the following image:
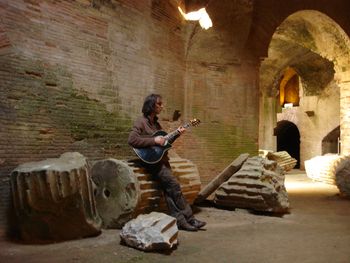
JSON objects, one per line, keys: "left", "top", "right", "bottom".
{"left": 178, "top": 6, "right": 212, "bottom": 30}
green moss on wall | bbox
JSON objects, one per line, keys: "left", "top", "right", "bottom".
{"left": 11, "top": 58, "right": 133, "bottom": 158}
{"left": 193, "top": 122, "right": 257, "bottom": 163}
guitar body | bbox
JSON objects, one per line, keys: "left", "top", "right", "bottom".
{"left": 133, "top": 131, "right": 172, "bottom": 164}
{"left": 132, "top": 119, "right": 200, "bottom": 164}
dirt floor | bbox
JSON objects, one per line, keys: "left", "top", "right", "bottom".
{"left": 1, "top": 170, "right": 350, "bottom": 263}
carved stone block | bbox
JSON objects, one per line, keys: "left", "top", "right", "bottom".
{"left": 128, "top": 158, "right": 201, "bottom": 215}
{"left": 214, "top": 156, "right": 289, "bottom": 213}
{"left": 305, "top": 154, "right": 348, "bottom": 185}
{"left": 266, "top": 151, "right": 297, "bottom": 172}
{"left": 120, "top": 212, "right": 178, "bottom": 251}
{"left": 195, "top": 153, "right": 249, "bottom": 204}
{"left": 10, "top": 152, "right": 102, "bottom": 242}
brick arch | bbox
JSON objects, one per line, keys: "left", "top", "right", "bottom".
{"left": 283, "top": 10, "right": 350, "bottom": 72}
{"left": 258, "top": 9, "right": 349, "bottom": 155}
{"left": 262, "top": 10, "right": 350, "bottom": 94}
{"left": 246, "top": 0, "right": 350, "bottom": 58}
{"left": 277, "top": 107, "right": 299, "bottom": 127}
{"left": 274, "top": 10, "right": 350, "bottom": 155}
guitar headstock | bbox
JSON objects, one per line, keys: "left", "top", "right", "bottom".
{"left": 189, "top": 118, "right": 201, "bottom": 127}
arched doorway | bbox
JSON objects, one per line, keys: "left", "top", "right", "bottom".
{"left": 279, "top": 67, "right": 300, "bottom": 108}
{"left": 322, "top": 126, "right": 340, "bottom": 155}
{"left": 275, "top": 121, "right": 300, "bottom": 168}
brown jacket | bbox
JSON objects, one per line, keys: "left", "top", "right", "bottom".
{"left": 128, "top": 115, "right": 162, "bottom": 148}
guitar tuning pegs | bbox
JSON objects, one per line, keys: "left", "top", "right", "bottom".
{"left": 190, "top": 118, "right": 201, "bottom": 126}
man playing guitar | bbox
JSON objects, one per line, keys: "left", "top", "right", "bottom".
{"left": 128, "top": 94, "right": 206, "bottom": 231}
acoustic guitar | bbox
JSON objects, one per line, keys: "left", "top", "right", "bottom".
{"left": 133, "top": 119, "right": 201, "bottom": 164}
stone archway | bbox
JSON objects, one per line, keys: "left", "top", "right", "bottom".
{"left": 259, "top": 10, "right": 349, "bottom": 167}
{"left": 275, "top": 120, "right": 301, "bottom": 168}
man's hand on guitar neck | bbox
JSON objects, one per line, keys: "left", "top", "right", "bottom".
{"left": 154, "top": 126, "right": 186, "bottom": 146}
{"left": 177, "top": 126, "right": 186, "bottom": 134}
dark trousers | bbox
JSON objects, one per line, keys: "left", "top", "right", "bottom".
{"left": 144, "top": 160, "right": 193, "bottom": 224}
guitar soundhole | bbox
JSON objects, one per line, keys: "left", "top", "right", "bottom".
{"left": 103, "top": 188, "right": 111, "bottom": 198}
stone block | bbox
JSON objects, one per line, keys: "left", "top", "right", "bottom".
{"left": 214, "top": 156, "right": 289, "bottom": 213}
{"left": 10, "top": 152, "right": 102, "bottom": 242}
{"left": 120, "top": 212, "right": 178, "bottom": 251}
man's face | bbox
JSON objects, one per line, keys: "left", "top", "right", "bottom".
{"left": 155, "top": 97, "right": 164, "bottom": 114}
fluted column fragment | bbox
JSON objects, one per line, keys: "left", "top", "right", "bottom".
{"left": 214, "top": 156, "right": 289, "bottom": 213}
{"left": 11, "top": 152, "right": 102, "bottom": 242}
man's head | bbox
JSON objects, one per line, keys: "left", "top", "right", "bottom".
{"left": 142, "top": 94, "right": 163, "bottom": 117}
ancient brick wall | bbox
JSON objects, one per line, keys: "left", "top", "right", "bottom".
{"left": 0, "top": 0, "right": 262, "bottom": 238}
{"left": 178, "top": 61, "right": 259, "bottom": 185}
{"left": 173, "top": 0, "right": 260, "bottom": 184}
{"left": 0, "top": 0, "right": 186, "bottom": 238}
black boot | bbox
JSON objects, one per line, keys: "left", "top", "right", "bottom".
{"left": 188, "top": 218, "right": 206, "bottom": 229}
{"left": 177, "top": 220, "right": 198, "bottom": 231}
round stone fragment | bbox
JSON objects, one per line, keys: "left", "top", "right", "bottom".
{"left": 91, "top": 159, "right": 140, "bottom": 228}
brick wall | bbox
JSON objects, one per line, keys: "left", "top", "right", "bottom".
{"left": 0, "top": 0, "right": 187, "bottom": 238}
{"left": 178, "top": 61, "right": 259, "bottom": 185}
{"left": 174, "top": 0, "right": 260, "bottom": 184}
{"left": 0, "top": 0, "right": 261, "bottom": 238}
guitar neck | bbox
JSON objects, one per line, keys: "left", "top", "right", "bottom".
{"left": 165, "top": 123, "right": 191, "bottom": 144}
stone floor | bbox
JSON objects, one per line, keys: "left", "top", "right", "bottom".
{"left": 1, "top": 170, "right": 350, "bottom": 263}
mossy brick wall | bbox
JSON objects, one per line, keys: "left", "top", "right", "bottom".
{"left": 171, "top": 0, "right": 260, "bottom": 185}
{"left": 0, "top": 0, "right": 262, "bottom": 238}
{"left": 176, "top": 61, "right": 259, "bottom": 185}
{"left": 0, "top": 0, "right": 186, "bottom": 238}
